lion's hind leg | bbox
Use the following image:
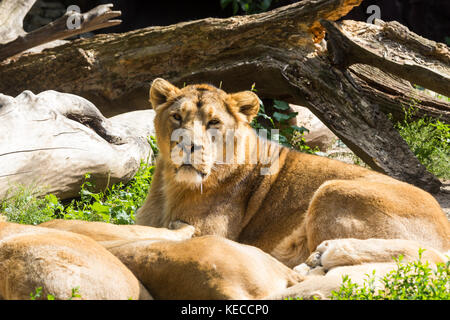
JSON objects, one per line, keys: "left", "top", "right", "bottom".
{"left": 303, "top": 179, "right": 449, "bottom": 255}
{"left": 302, "top": 238, "right": 447, "bottom": 272}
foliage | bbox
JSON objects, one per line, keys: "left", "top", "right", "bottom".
{"left": 413, "top": 84, "right": 450, "bottom": 103}
{"left": 220, "top": 0, "right": 277, "bottom": 14}
{"left": 391, "top": 102, "right": 450, "bottom": 179}
{"left": 249, "top": 84, "right": 317, "bottom": 153}
{"left": 445, "top": 37, "right": 450, "bottom": 47}
{"left": 331, "top": 249, "right": 450, "bottom": 300}
{"left": 63, "top": 160, "right": 154, "bottom": 225}
{"left": 0, "top": 185, "right": 64, "bottom": 225}
{"left": 2, "top": 160, "right": 154, "bottom": 226}
{"left": 30, "top": 286, "right": 81, "bottom": 300}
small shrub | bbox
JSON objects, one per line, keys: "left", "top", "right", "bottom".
{"left": 331, "top": 249, "right": 450, "bottom": 300}
{"left": 392, "top": 104, "right": 450, "bottom": 179}
{"left": 1, "top": 185, "right": 63, "bottom": 225}
{"left": 250, "top": 85, "right": 317, "bottom": 154}
{"left": 2, "top": 160, "right": 154, "bottom": 225}
{"left": 62, "top": 160, "right": 154, "bottom": 224}
{"left": 220, "top": 0, "right": 276, "bottom": 14}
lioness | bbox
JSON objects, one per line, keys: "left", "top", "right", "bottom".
{"left": 136, "top": 78, "right": 449, "bottom": 268}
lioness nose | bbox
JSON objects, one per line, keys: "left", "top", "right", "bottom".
{"left": 190, "top": 143, "right": 202, "bottom": 154}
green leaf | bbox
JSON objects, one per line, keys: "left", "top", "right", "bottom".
{"left": 273, "top": 100, "right": 290, "bottom": 110}
{"left": 291, "top": 125, "right": 309, "bottom": 133}
{"left": 258, "top": 113, "right": 271, "bottom": 120}
{"left": 272, "top": 112, "right": 290, "bottom": 122}
{"left": 273, "top": 112, "right": 297, "bottom": 122}
{"left": 91, "top": 202, "right": 109, "bottom": 214}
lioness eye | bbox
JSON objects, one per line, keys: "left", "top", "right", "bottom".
{"left": 172, "top": 114, "right": 182, "bottom": 122}
{"left": 207, "top": 119, "right": 221, "bottom": 127}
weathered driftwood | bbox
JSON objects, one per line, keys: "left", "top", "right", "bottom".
{"left": 0, "top": 0, "right": 448, "bottom": 192}
{"left": 0, "top": 0, "right": 36, "bottom": 44}
{"left": 0, "top": 0, "right": 121, "bottom": 61}
{"left": 0, "top": 90, "right": 152, "bottom": 200}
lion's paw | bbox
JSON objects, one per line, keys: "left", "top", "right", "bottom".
{"left": 306, "top": 239, "right": 371, "bottom": 271}
{"left": 168, "top": 220, "right": 196, "bottom": 239}
{"left": 304, "top": 239, "right": 352, "bottom": 271}
{"left": 293, "top": 263, "right": 325, "bottom": 276}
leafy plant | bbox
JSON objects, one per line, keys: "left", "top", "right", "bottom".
{"left": 2, "top": 159, "right": 154, "bottom": 226}
{"left": 250, "top": 84, "right": 317, "bottom": 153}
{"left": 69, "top": 287, "right": 82, "bottom": 300}
{"left": 331, "top": 249, "right": 450, "bottom": 300}
{"left": 30, "top": 286, "right": 82, "bottom": 300}
{"left": 1, "top": 185, "right": 64, "bottom": 225}
{"left": 392, "top": 103, "right": 450, "bottom": 179}
{"left": 220, "top": 0, "right": 276, "bottom": 14}
{"left": 62, "top": 160, "right": 154, "bottom": 225}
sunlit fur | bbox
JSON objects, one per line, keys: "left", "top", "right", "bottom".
{"left": 136, "top": 78, "right": 450, "bottom": 268}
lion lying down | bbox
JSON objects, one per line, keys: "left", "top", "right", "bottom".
{"left": 135, "top": 78, "right": 449, "bottom": 267}
{"left": 0, "top": 219, "right": 445, "bottom": 300}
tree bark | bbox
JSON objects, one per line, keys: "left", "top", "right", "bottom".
{"left": 0, "top": 0, "right": 448, "bottom": 193}
{"left": 322, "top": 19, "right": 450, "bottom": 99}
{"left": 0, "top": 1, "right": 121, "bottom": 61}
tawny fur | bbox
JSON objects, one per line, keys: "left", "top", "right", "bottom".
{"left": 105, "top": 235, "right": 303, "bottom": 300}
{"left": 0, "top": 222, "right": 152, "bottom": 300}
{"left": 136, "top": 78, "right": 450, "bottom": 268}
{"left": 37, "top": 219, "right": 303, "bottom": 299}
{"left": 269, "top": 238, "right": 448, "bottom": 300}
{"left": 40, "top": 219, "right": 195, "bottom": 242}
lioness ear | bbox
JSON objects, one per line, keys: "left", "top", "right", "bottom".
{"left": 229, "top": 91, "right": 260, "bottom": 123}
{"left": 149, "top": 78, "right": 181, "bottom": 110}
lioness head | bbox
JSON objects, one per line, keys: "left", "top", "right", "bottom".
{"left": 150, "top": 78, "right": 260, "bottom": 187}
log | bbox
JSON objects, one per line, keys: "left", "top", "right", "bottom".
{"left": 0, "top": 90, "right": 153, "bottom": 200}
{"left": 0, "top": 0, "right": 36, "bottom": 44}
{"left": 0, "top": 1, "right": 122, "bottom": 61}
{"left": 322, "top": 19, "right": 450, "bottom": 98}
{"left": 0, "top": 0, "right": 448, "bottom": 192}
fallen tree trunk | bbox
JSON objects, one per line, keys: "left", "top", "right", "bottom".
{"left": 0, "top": 0, "right": 448, "bottom": 193}
{"left": 322, "top": 19, "right": 450, "bottom": 99}
{"left": 0, "top": 0, "right": 121, "bottom": 60}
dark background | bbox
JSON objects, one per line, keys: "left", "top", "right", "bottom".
{"left": 24, "top": 0, "right": 450, "bottom": 44}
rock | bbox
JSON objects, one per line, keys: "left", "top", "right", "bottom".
{"left": 0, "top": 90, "right": 152, "bottom": 200}
{"left": 289, "top": 104, "right": 337, "bottom": 151}
{"left": 0, "top": 221, "right": 152, "bottom": 300}
{"left": 108, "top": 110, "right": 156, "bottom": 141}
